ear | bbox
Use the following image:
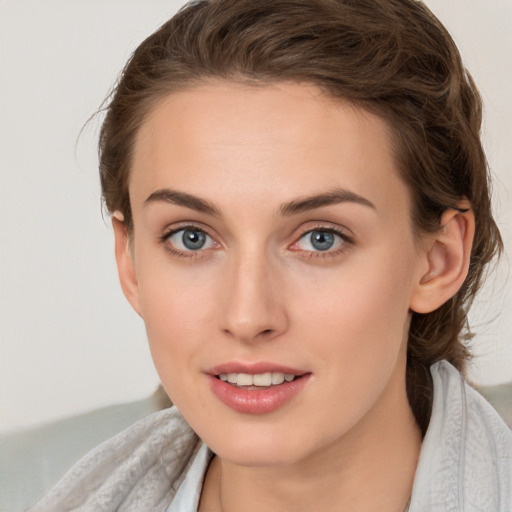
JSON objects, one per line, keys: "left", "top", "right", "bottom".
{"left": 112, "top": 212, "right": 142, "bottom": 316}
{"left": 410, "top": 203, "right": 475, "bottom": 314}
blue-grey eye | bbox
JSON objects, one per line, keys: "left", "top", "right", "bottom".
{"left": 182, "top": 230, "right": 206, "bottom": 250}
{"left": 168, "top": 229, "right": 215, "bottom": 251}
{"left": 296, "top": 230, "right": 344, "bottom": 252}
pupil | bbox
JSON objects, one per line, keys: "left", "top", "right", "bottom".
{"left": 310, "top": 231, "right": 334, "bottom": 251}
{"left": 182, "top": 230, "right": 206, "bottom": 250}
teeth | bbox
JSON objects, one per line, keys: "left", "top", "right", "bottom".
{"left": 237, "top": 373, "right": 253, "bottom": 386}
{"left": 218, "top": 372, "right": 297, "bottom": 387}
{"left": 271, "top": 372, "right": 285, "bottom": 385}
{"left": 253, "top": 372, "right": 272, "bottom": 386}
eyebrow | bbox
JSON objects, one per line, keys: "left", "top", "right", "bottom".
{"left": 279, "top": 188, "right": 376, "bottom": 216}
{"left": 144, "top": 189, "right": 221, "bottom": 216}
{"left": 144, "top": 186, "right": 375, "bottom": 217}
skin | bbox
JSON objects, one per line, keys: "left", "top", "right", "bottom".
{"left": 113, "top": 82, "right": 474, "bottom": 512}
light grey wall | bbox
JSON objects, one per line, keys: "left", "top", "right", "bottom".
{"left": 1, "top": 0, "right": 511, "bottom": 434}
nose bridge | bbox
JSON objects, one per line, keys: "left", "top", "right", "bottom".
{"left": 220, "top": 244, "right": 287, "bottom": 343}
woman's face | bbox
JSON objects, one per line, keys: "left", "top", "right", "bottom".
{"left": 122, "top": 82, "right": 429, "bottom": 466}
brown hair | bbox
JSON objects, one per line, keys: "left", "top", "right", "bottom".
{"left": 99, "top": 0, "right": 502, "bottom": 434}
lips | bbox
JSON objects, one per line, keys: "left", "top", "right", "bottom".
{"left": 206, "top": 362, "right": 311, "bottom": 414}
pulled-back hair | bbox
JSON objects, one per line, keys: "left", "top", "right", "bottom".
{"left": 98, "top": 0, "right": 502, "bottom": 434}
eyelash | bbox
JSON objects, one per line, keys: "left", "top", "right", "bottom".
{"left": 160, "top": 224, "right": 217, "bottom": 259}
{"left": 290, "top": 225, "right": 353, "bottom": 260}
{"left": 159, "top": 223, "right": 354, "bottom": 260}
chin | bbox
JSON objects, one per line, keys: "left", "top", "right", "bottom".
{"left": 215, "top": 440, "right": 305, "bottom": 468}
{"left": 198, "top": 418, "right": 324, "bottom": 468}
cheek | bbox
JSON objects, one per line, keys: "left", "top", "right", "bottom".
{"left": 297, "top": 245, "right": 414, "bottom": 332}
{"left": 134, "top": 257, "right": 220, "bottom": 389}
{"left": 286, "top": 263, "right": 413, "bottom": 435}
{"left": 294, "top": 248, "right": 415, "bottom": 376}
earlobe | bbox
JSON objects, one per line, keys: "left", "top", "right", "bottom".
{"left": 410, "top": 203, "right": 475, "bottom": 314}
{"left": 112, "top": 212, "right": 142, "bottom": 316}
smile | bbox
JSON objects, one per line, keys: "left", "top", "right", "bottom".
{"left": 207, "top": 364, "right": 311, "bottom": 414}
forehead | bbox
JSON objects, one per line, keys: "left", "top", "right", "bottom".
{"left": 130, "top": 81, "right": 410, "bottom": 221}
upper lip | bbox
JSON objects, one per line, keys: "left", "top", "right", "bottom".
{"left": 207, "top": 361, "right": 308, "bottom": 376}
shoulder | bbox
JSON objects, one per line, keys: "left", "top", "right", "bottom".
{"left": 27, "top": 406, "right": 200, "bottom": 512}
{"left": 410, "top": 361, "right": 512, "bottom": 512}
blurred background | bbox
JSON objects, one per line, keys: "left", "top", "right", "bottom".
{"left": 0, "top": 0, "right": 511, "bottom": 510}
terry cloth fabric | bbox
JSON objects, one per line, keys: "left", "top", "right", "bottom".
{"left": 409, "top": 361, "right": 512, "bottom": 511}
{"left": 26, "top": 407, "right": 201, "bottom": 512}
{"left": 27, "top": 361, "right": 512, "bottom": 512}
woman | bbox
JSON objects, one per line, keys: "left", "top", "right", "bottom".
{"left": 29, "top": 0, "right": 511, "bottom": 511}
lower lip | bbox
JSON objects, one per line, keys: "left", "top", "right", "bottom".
{"left": 208, "top": 374, "right": 311, "bottom": 414}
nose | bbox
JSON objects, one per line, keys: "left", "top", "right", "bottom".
{"left": 218, "top": 249, "right": 289, "bottom": 344}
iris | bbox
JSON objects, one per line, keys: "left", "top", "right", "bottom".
{"left": 182, "top": 230, "right": 207, "bottom": 250}
{"left": 310, "top": 231, "right": 335, "bottom": 251}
